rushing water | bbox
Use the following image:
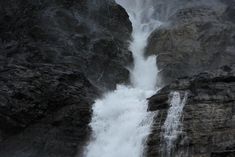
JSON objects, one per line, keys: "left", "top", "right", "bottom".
{"left": 85, "top": 0, "right": 161, "bottom": 157}
{"left": 162, "top": 91, "right": 188, "bottom": 157}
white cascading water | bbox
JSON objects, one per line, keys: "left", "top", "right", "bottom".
{"left": 162, "top": 91, "right": 188, "bottom": 157}
{"left": 85, "top": 0, "right": 161, "bottom": 157}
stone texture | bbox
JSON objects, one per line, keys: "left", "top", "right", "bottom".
{"left": 0, "top": 64, "right": 98, "bottom": 157}
{"left": 146, "top": 66, "right": 235, "bottom": 157}
{"left": 0, "top": 0, "right": 132, "bottom": 90}
{"left": 145, "top": 2, "right": 235, "bottom": 156}
{"left": 0, "top": 0, "right": 132, "bottom": 157}
{"left": 146, "top": 0, "right": 235, "bottom": 85}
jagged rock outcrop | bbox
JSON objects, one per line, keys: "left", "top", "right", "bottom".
{"left": 146, "top": 0, "right": 235, "bottom": 85}
{"left": 0, "top": 65, "right": 97, "bottom": 157}
{"left": 146, "top": 2, "right": 235, "bottom": 156}
{"left": 0, "top": 0, "right": 132, "bottom": 156}
{"left": 146, "top": 66, "right": 235, "bottom": 157}
{"left": 0, "top": 0, "right": 132, "bottom": 89}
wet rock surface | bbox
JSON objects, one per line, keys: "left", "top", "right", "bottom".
{"left": 146, "top": 66, "right": 235, "bottom": 157}
{"left": 1, "top": 0, "right": 235, "bottom": 157}
{"left": 0, "top": 0, "right": 132, "bottom": 90}
{"left": 0, "top": 0, "right": 132, "bottom": 157}
{"left": 146, "top": 2, "right": 235, "bottom": 156}
{"left": 0, "top": 65, "right": 98, "bottom": 157}
{"left": 146, "top": 0, "right": 235, "bottom": 85}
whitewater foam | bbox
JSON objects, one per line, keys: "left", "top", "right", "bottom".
{"left": 162, "top": 91, "right": 188, "bottom": 157}
{"left": 85, "top": 0, "right": 161, "bottom": 156}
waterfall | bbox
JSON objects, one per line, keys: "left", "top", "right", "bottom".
{"left": 84, "top": 0, "right": 161, "bottom": 157}
{"left": 162, "top": 91, "right": 188, "bottom": 157}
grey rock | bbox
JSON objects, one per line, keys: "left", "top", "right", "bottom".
{"left": 146, "top": 66, "right": 235, "bottom": 157}
{"left": 0, "top": 64, "right": 98, "bottom": 157}
{"left": 146, "top": 1, "right": 235, "bottom": 85}
{"left": 0, "top": 0, "right": 132, "bottom": 157}
{"left": 0, "top": 0, "right": 132, "bottom": 90}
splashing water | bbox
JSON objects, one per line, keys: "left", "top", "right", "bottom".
{"left": 85, "top": 0, "right": 161, "bottom": 157}
{"left": 118, "top": 0, "right": 162, "bottom": 90}
{"left": 162, "top": 91, "right": 188, "bottom": 157}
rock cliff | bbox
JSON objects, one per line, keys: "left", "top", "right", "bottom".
{"left": 146, "top": 66, "right": 235, "bottom": 157}
{"left": 0, "top": 0, "right": 235, "bottom": 157}
{"left": 0, "top": 0, "right": 132, "bottom": 156}
{"left": 145, "top": 1, "right": 235, "bottom": 157}
{"left": 146, "top": 0, "right": 235, "bottom": 85}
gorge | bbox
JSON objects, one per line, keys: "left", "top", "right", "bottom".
{"left": 0, "top": 0, "right": 234, "bottom": 157}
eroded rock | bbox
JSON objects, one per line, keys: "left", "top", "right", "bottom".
{"left": 146, "top": 66, "right": 235, "bottom": 157}
{"left": 146, "top": 1, "right": 235, "bottom": 85}
{"left": 0, "top": 0, "right": 132, "bottom": 156}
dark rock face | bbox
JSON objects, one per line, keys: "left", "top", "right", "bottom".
{"left": 0, "top": 0, "right": 132, "bottom": 157}
{"left": 146, "top": 0, "right": 235, "bottom": 85}
{"left": 0, "top": 0, "right": 132, "bottom": 89}
{"left": 146, "top": 66, "right": 235, "bottom": 157}
{"left": 0, "top": 65, "right": 97, "bottom": 157}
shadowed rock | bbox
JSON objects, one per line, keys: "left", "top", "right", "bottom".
{"left": 0, "top": 0, "right": 132, "bottom": 156}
